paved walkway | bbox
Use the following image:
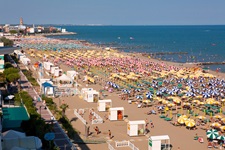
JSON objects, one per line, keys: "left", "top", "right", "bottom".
{"left": 8, "top": 55, "right": 76, "bottom": 150}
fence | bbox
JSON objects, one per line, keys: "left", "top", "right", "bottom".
{"left": 74, "top": 109, "right": 87, "bottom": 125}
{"left": 91, "top": 112, "right": 103, "bottom": 124}
{"left": 115, "top": 141, "right": 139, "bottom": 150}
{"left": 115, "top": 141, "right": 129, "bottom": 147}
{"left": 107, "top": 142, "right": 116, "bottom": 150}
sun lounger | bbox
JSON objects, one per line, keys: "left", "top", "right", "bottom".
{"left": 164, "top": 117, "right": 173, "bottom": 121}
{"left": 208, "top": 142, "right": 213, "bottom": 148}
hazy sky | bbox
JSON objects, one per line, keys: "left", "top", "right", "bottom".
{"left": 1, "top": 0, "right": 225, "bottom": 25}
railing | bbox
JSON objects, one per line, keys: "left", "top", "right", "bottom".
{"left": 74, "top": 109, "right": 87, "bottom": 125}
{"left": 115, "top": 141, "right": 129, "bottom": 147}
{"left": 129, "top": 141, "right": 139, "bottom": 150}
{"left": 107, "top": 142, "right": 116, "bottom": 150}
{"left": 115, "top": 141, "right": 139, "bottom": 150}
{"left": 91, "top": 112, "right": 103, "bottom": 124}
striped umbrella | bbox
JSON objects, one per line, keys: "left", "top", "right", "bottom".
{"left": 217, "top": 135, "right": 225, "bottom": 141}
{"left": 177, "top": 115, "right": 188, "bottom": 124}
{"left": 206, "top": 129, "right": 219, "bottom": 139}
{"left": 211, "top": 122, "right": 221, "bottom": 128}
{"left": 146, "top": 92, "right": 153, "bottom": 99}
{"left": 185, "top": 119, "right": 195, "bottom": 127}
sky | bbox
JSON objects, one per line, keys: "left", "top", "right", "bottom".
{"left": 1, "top": 0, "right": 225, "bottom": 25}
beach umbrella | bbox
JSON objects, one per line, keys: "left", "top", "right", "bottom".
{"left": 156, "top": 91, "right": 162, "bottom": 96}
{"left": 173, "top": 98, "right": 181, "bottom": 104}
{"left": 220, "top": 126, "right": 225, "bottom": 131}
{"left": 5, "top": 95, "right": 14, "bottom": 100}
{"left": 177, "top": 115, "right": 188, "bottom": 124}
{"left": 167, "top": 103, "right": 175, "bottom": 107}
{"left": 214, "top": 115, "right": 222, "bottom": 119}
{"left": 206, "top": 129, "right": 219, "bottom": 139}
{"left": 217, "top": 135, "right": 225, "bottom": 141}
{"left": 211, "top": 123, "right": 221, "bottom": 128}
{"left": 157, "top": 106, "right": 164, "bottom": 110}
{"left": 136, "top": 95, "right": 143, "bottom": 100}
{"left": 185, "top": 119, "right": 195, "bottom": 127}
{"left": 162, "top": 100, "right": 169, "bottom": 105}
{"left": 183, "top": 102, "right": 191, "bottom": 106}
{"left": 221, "top": 118, "right": 225, "bottom": 123}
{"left": 202, "top": 92, "right": 210, "bottom": 98}
{"left": 135, "top": 88, "right": 142, "bottom": 92}
{"left": 185, "top": 92, "right": 192, "bottom": 97}
{"left": 167, "top": 90, "right": 174, "bottom": 95}
{"left": 122, "top": 89, "right": 130, "bottom": 94}
{"left": 192, "top": 100, "right": 200, "bottom": 104}
{"left": 197, "top": 116, "right": 206, "bottom": 120}
{"left": 146, "top": 92, "right": 153, "bottom": 99}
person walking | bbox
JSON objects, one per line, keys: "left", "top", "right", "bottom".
{"left": 108, "top": 130, "right": 112, "bottom": 139}
{"left": 94, "top": 126, "right": 100, "bottom": 134}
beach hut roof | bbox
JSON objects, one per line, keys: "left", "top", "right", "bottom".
{"left": 42, "top": 82, "right": 54, "bottom": 88}
{"left": 54, "top": 74, "right": 71, "bottom": 81}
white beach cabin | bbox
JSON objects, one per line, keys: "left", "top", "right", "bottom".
{"left": 148, "top": 135, "right": 170, "bottom": 150}
{"left": 127, "top": 120, "right": 146, "bottom": 136}
{"left": 43, "top": 62, "right": 53, "bottom": 71}
{"left": 108, "top": 107, "right": 124, "bottom": 121}
{"left": 97, "top": 99, "right": 112, "bottom": 111}
{"left": 67, "top": 70, "right": 79, "bottom": 80}
{"left": 84, "top": 90, "right": 99, "bottom": 103}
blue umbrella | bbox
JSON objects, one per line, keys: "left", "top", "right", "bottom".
{"left": 146, "top": 92, "right": 153, "bottom": 99}
{"left": 136, "top": 95, "right": 143, "bottom": 99}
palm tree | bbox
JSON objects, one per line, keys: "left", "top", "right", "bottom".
{"left": 60, "top": 103, "right": 69, "bottom": 117}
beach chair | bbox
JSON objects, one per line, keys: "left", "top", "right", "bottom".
{"left": 164, "top": 117, "right": 173, "bottom": 121}
{"left": 207, "top": 142, "right": 213, "bottom": 148}
{"left": 198, "top": 136, "right": 204, "bottom": 143}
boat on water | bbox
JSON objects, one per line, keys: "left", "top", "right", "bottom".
{"left": 130, "top": 37, "right": 134, "bottom": 40}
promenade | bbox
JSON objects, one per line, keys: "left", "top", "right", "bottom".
{"left": 8, "top": 55, "right": 76, "bottom": 150}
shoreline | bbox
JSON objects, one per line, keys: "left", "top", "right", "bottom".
{"left": 17, "top": 33, "right": 225, "bottom": 79}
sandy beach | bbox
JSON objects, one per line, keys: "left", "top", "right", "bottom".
{"left": 17, "top": 35, "right": 225, "bottom": 150}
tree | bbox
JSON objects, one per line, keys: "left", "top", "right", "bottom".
{"left": 0, "top": 72, "right": 6, "bottom": 83}
{"left": 6, "top": 73, "right": 20, "bottom": 82}
{"left": 3, "top": 68, "right": 19, "bottom": 76}
{"left": 9, "top": 30, "right": 18, "bottom": 34}
{"left": 60, "top": 103, "right": 69, "bottom": 117}
{"left": 4, "top": 62, "right": 14, "bottom": 69}
{"left": 0, "top": 37, "right": 14, "bottom": 46}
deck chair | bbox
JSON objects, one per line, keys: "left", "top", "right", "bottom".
{"left": 207, "top": 142, "right": 213, "bottom": 148}
{"left": 198, "top": 136, "right": 204, "bottom": 143}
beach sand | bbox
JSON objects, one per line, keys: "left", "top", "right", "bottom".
{"left": 19, "top": 35, "right": 225, "bottom": 150}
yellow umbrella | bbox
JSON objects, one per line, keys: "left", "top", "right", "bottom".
{"left": 177, "top": 115, "right": 188, "bottom": 124}
{"left": 221, "top": 118, "right": 225, "bottom": 123}
{"left": 183, "top": 102, "right": 191, "bottom": 106}
{"left": 220, "top": 126, "right": 225, "bottom": 131}
{"left": 211, "top": 122, "right": 221, "bottom": 128}
{"left": 162, "top": 100, "right": 169, "bottom": 105}
{"left": 206, "top": 99, "right": 215, "bottom": 105}
{"left": 199, "top": 102, "right": 205, "bottom": 105}
{"left": 197, "top": 116, "right": 206, "bottom": 120}
{"left": 214, "top": 115, "right": 222, "bottom": 119}
{"left": 213, "top": 101, "right": 221, "bottom": 105}
{"left": 192, "top": 100, "right": 200, "bottom": 104}
{"left": 173, "top": 98, "right": 181, "bottom": 104}
{"left": 167, "top": 103, "right": 175, "bottom": 107}
{"left": 185, "top": 119, "right": 196, "bottom": 127}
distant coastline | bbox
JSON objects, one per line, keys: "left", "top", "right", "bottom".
{"left": 40, "top": 32, "right": 76, "bottom": 36}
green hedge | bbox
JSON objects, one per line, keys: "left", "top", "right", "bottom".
{"left": 22, "top": 70, "right": 39, "bottom": 86}
{"left": 15, "top": 91, "right": 52, "bottom": 148}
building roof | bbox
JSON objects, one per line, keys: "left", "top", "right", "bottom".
{"left": 2, "top": 106, "right": 30, "bottom": 129}
{"left": 0, "top": 47, "right": 20, "bottom": 55}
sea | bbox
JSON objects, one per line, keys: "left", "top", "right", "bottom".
{"left": 49, "top": 25, "right": 225, "bottom": 72}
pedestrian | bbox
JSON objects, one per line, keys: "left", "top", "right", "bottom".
{"left": 150, "top": 121, "right": 154, "bottom": 128}
{"left": 177, "top": 147, "right": 180, "bottom": 150}
{"left": 108, "top": 130, "right": 112, "bottom": 139}
{"left": 94, "top": 126, "right": 100, "bottom": 134}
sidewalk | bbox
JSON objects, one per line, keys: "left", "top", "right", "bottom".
{"left": 8, "top": 55, "right": 76, "bottom": 150}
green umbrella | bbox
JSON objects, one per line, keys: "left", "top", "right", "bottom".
{"left": 217, "top": 135, "right": 225, "bottom": 141}
{"left": 206, "top": 129, "right": 219, "bottom": 139}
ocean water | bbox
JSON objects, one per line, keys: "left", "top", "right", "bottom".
{"left": 50, "top": 25, "right": 225, "bottom": 72}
